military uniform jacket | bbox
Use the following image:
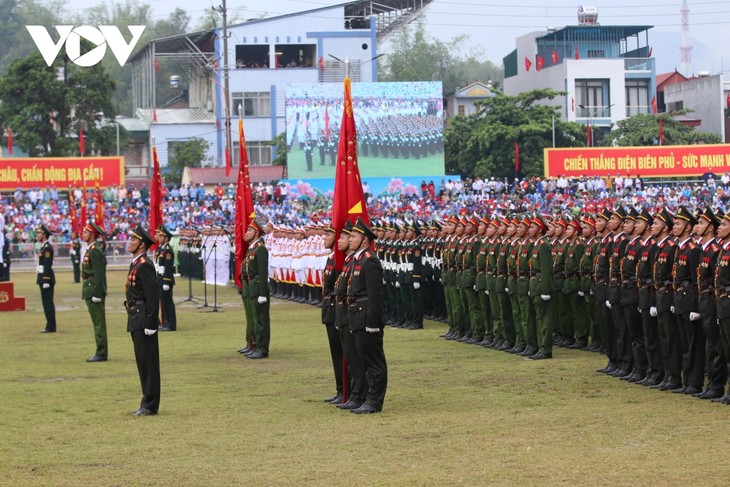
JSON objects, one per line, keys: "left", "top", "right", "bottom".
{"left": 714, "top": 242, "right": 730, "bottom": 320}
{"left": 563, "top": 238, "right": 585, "bottom": 294}
{"left": 594, "top": 234, "right": 613, "bottom": 289}
{"left": 334, "top": 255, "right": 353, "bottom": 328}
{"left": 70, "top": 241, "right": 81, "bottom": 265}
{"left": 607, "top": 232, "right": 627, "bottom": 304}
{"left": 37, "top": 241, "right": 55, "bottom": 285}
{"left": 475, "top": 237, "right": 488, "bottom": 291}
{"left": 460, "top": 235, "right": 479, "bottom": 289}
{"left": 432, "top": 237, "right": 443, "bottom": 282}
{"left": 551, "top": 238, "right": 566, "bottom": 293}
{"left": 529, "top": 236, "right": 553, "bottom": 296}
{"left": 423, "top": 237, "right": 435, "bottom": 282}
{"left": 653, "top": 236, "right": 677, "bottom": 313}
{"left": 672, "top": 237, "right": 699, "bottom": 315}
{"left": 125, "top": 253, "right": 160, "bottom": 332}
{"left": 579, "top": 236, "right": 598, "bottom": 294}
{"left": 517, "top": 239, "right": 533, "bottom": 296}
{"left": 347, "top": 248, "right": 384, "bottom": 331}
{"left": 454, "top": 237, "right": 469, "bottom": 289}
{"left": 506, "top": 237, "right": 520, "bottom": 296}
{"left": 443, "top": 237, "right": 457, "bottom": 287}
{"left": 637, "top": 236, "right": 657, "bottom": 310}
{"left": 154, "top": 243, "right": 176, "bottom": 286}
{"left": 82, "top": 242, "right": 107, "bottom": 300}
{"left": 485, "top": 237, "right": 498, "bottom": 292}
{"left": 241, "top": 238, "right": 269, "bottom": 298}
{"left": 698, "top": 239, "right": 720, "bottom": 317}
{"left": 495, "top": 237, "right": 510, "bottom": 293}
{"left": 321, "top": 253, "right": 338, "bottom": 326}
{"left": 619, "top": 235, "right": 642, "bottom": 305}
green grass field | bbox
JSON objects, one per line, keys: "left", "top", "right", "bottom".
{"left": 287, "top": 146, "right": 444, "bottom": 180}
{"left": 2, "top": 269, "right": 730, "bottom": 486}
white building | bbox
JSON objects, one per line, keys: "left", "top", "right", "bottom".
{"left": 663, "top": 73, "right": 730, "bottom": 142}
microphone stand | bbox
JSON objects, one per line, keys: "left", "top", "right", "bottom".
{"left": 205, "top": 239, "right": 221, "bottom": 313}
{"left": 179, "top": 238, "right": 201, "bottom": 304}
{"left": 198, "top": 233, "right": 213, "bottom": 309}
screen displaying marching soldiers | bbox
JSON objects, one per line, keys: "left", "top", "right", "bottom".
{"left": 285, "top": 81, "right": 445, "bottom": 180}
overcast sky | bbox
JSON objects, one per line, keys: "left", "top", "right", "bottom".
{"left": 61, "top": 0, "right": 730, "bottom": 75}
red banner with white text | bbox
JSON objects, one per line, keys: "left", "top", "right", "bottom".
{"left": 0, "top": 157, "right": 124, "bottom": 190}
{"left": 544, "top": 145, "right": 730, "bottom": 178}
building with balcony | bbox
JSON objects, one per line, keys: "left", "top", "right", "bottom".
{"left": 503, "top": 23, "right": 656, "bottom": 144}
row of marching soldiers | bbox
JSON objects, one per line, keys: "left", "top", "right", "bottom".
{"left": 267, "top": 224, "right": 328, "bottom": 304}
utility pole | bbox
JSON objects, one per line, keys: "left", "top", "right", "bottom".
{"left": 214, "top": 0, "right": 232, "bottom": 172}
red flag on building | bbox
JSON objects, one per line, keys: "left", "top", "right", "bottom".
{"left": 5, "top": 127, "right": 12, "bottom": 155}
{"left": 514, "top": 141, "right": 520, "bottom": 173}
{"left": 152, "top": 107, "right": 158, "bottom": 122}
{"left": 571, "top": 96, "right": 575, "bottom": 112}
{"left": 727, "top": 93, "right": 730, "bottom": 109}
{"left": 69, "top": 190, "right": 78, "bottom": 234}
{"left": 94, "top": 181, "right": 105, "bottom": 229}
{"left": 154, "top": 57, "right": 159, "bottom": 72}
{"left": 149, "top": 146, "right": 163, "bottom": 249}
{"left": 551, "top": 50, "right": 559, "bottom": 64}
{"left": 647, "top": 47, "right": 653, "bottom": 58}
{"left": 80, "top": 184, "right": 87, "bottom": 229}
{"left": 234, "top": 118, "right": 255, "bottom": 288}
{"left": 225, "top": 147, "right": 231, "bottom": 177}
{"left": 659, "top": 118, "right": 664, "bottom": 145}
{"left": 79, "top": 126, "right": 85, "bottom": 156}
{"left": 318, "top": 56, "right": 325, "bottom": 71}
{"left": 574, "top": 46, "right": 580, "bottom": 60}
{"left": 586, "top": 119, "right": 592, "bottom": 147}
{"left": 536, "top": 55, "right": 545, "bottom": 71}
{"left": 651, "top": 95, "right": 657, "bottom": 114}
{"left": 331, "top": 77, "right": 369, "bottom": 271}
{"left": 524, "top": 57, "right": 532, "bottom": 72}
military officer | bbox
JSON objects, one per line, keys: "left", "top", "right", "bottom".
{"left": 516, "top": 216, "right": 537, "bottom": 357}
{"left": 563, "top": 218, "right": 586, "bottom": 348}
{"left": 70, "top": 232, "right": 81, "bottom": 283}
{"left": 82, "top": 222, "right": 108, "bottom": 362}
{"left": 37, "top": 224, "right": 57, "bottom": 333}
{"left": 713, "top": 212, "right": 730, "bottom": 404}
{"left": 346, "top": 218, "right": 387, "bottom": 414}
{"left": 635, "top": 209, "right": 662, "bottom": 386}
{"left": 242, "top": 219, "right": 270, "bottom": 359}
{"left": 320, "top": 222, "right": 344, "bottom": 404}
{"left": 528, "top": 215, "right": 553, "bottom": 360}
{"left": 579, "top": 216, "right": 601, "bottom": 352}
{"left": 619, "top": 208, "right": 645, "bottom": 382}
{"left": 125, "top": 224, "right": 162, "bottom": 416}
{"left": 155, "top": 225, "right": 177, "bottom": 332}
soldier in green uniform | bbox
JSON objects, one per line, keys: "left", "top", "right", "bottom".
{"left": 713, "top": 213, "right": 730, "bottom": 404}
{"left": 125, "top": 224, "right": 161, "bottom": 416}
{"left": 155, "top": 225, "right": 177, "bottom": 331}
{"left": 70, "top": 232, "right": 81, "bottom": 283}
{"left": 475, "top": 217, "right": 491, "bottom": 346}
{"left": 442, "top": 217, "right": 459, "bottom": 339}
{"left": 516, "top": 216, "right": 537, "bottom": 357}
{"left": 551, "top": 216, "right": 572, "bottom": 347}
{"left": 528, "top": 215, "right": 553, "bottom": 360}
{"left": 431, "top": 221, "right": 446, "bottom": 321}
{"left": 506, "top": 217, "right": 526, "bottom": 354}
{"left": 484, "top": 218, "right": 502, "bottom": 348}
{"left": 241, "top": 219, "right": 270, "bottom": 359}
{"left": 460, "top": 216, "right": 482, "bottom": 343}
{"left": 495, "top": 217, "right": 515, "bottom": 350}
{"left": 579, "top": 216, "right": 601, "bottom": 352}
{"left": 37, "top": 224, "right": 57, "bottom": 333}
{"left": 563, "top": 218, "right": 586, "bottom": 348}
{"left": 346, "top": 218, "right": 387, "bottom": 414}
{"left": 82, "top": 222, "right": 108, "bottom": 362}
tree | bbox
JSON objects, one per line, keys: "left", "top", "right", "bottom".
{"left": 603, "top": 112, "right": 723, "bottom": 146}
{"left": 272, "top": 132, "right": 287, "bottom": 166}
{"left": 167, "top": 138, "right": 210, "bottom": 184}
{"left": 444, "top": 89, "right": 585, "bottom": 179}
{"left": 0, "top": 0, "right": 63, "bottom": 76}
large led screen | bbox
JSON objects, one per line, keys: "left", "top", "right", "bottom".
{"left": 285, "top": 81, "right": 444, "bottom": 180}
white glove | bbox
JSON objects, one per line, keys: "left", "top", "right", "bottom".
{"left": 578, "top": 291, "right": 585, "bottom": 297}
{"left": 144, "top": 328, "right": 158, "bottom": 336}
{"left": 473, "top": 285, "right": 477, "bottom": 291}
{"left": 365, "top": 327, "right": 381, "bottom": 333}
{"left": 485, "top": 290, "right": 489, "bottom": 295}
{"left": 163, "top": 284, "right": 170, "bottom": 291}
{"left": 395, "top": 281, "right": 401, "bottom": 288}
{"left": 670, "top": 306, "right": 675, "bottom": 314}
{"left": 91, "top": 296, "right": 102, "bottom": 303}
{"left": 439, "top": 278, "right": 442, "bottom": 283}
{"left": 37, "top": 265, "right": 44, "bottom": 274}
{"left": 590, "top": 289, "right": 595, "bottom": 296}
{"left": 42, "top": 283, "right": 50, "bottom": 289}
{"left": 257, "top": 296, "right": 267, "bottom": 304}
{"left": 540, "top": 294, "right": 551, "bottom": 301}
{"left": 528, "top": 291, "right": 531, "bottom": 297}
{"left": 689, "top": 312, "right": 701, "bottom": 322}
{"left": 414, "top": 282, "right": 421, "bottom": 290}
{"left": 382, "top": 279, "right": 386, "bottom": 285}
{"left": 650, "top": 306, "right": 657, "bottom": 317}
{"left": 505, "top": 288, "right": 509, "bottom": 293}
{"left": 605, "top": 300, "right": 612, "bottom": 309}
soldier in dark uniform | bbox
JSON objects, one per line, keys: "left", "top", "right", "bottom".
{"left": 347, "top": 218, "right": 387, "bottom": 414}
{"left": 619, "top": 208, "right": 645, "bottom": 382}
{"left": 241, "top": 219, "right": 270, "bottom": 359}
{"left": 0, "top": 233, "right": 9, "bottom": 282}
{"left": 37, "top": 224, "right": 57, "bottom": 333}
{"left": 82, "top": 222, "right": 108, "bottom": 362}
{"left": 155, "top": 225, "right": 177, "bottom": 332}
{"left": 695, "top": 207, "right": 725, "bottom": 399}
{"left": 406, "top": 221, "right": 425, "bottom": 330}
{"left": 635, "top": 209, "right": 662, "bottom": 386}
{"left": 303, "top": 132, "right": 314, "bottom": 172}
{"left": 70, "top": 232, "right": 81, "bottom": 283}
{"left": 670, "top": 206, "right": 703, "bottom": 395}
{"left": 605, "top": 207, "right": 628, "bottom": 376}
{"left": 125, "top": 224, "right": 161, "bottom": 416}
{"left": 318, "top": 130, "right": 327, "bottom": 165}
{"left": 320, "top": 223, "right": 344, "bottom": 404}
{"left": 713, "top": 213, "right": 730, "bottom": 404}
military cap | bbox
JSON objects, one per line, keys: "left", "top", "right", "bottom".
{"left": 342, "top": 220, "right": 354, "bottom": 235}
{"left": 674, "top": 205, "right": 698, "bottom": 226}
{"left": 637, "top": 208, "right": 654, "bottom": 225}
{"left": 532, "top": 214, "right": 549, "bottom": 233}
{"left": 581, "top": 215, "right": 597, "bottom": 228}
{"left": 248, "top": 219, "right": 265, "bottom": 234}
{"left": 130, "top": 224, "right": 155, "bottom": 248}
{"left": 156, "top": 224, "right": 173, "bottom": 238}
{"left": 323, "top": 220, "right": 336, "bottom": 234}
{"left": 466, "top": 215, "right": 479, "bottom": 227}
{"left": 654, "top": 207, "right": 675, "bottom": 230}
{"left": 569, "top": 217, "right": 582, "bottom": 232}
{"left": 596, "top": 208, "right": 612, "bottom": 221}
{"left": 520, "top": 215, "right": 532, "bottom": 227}
{"left": 626, "top": 207, "right": 640, "bottom": 221}
{"left": 412, "top": 220, "right": 422, "bottom": 236}
{"left": 448, "top": 215, "right": 460, "bottom": 225}
{"left": 501, "top": 216, "right": 511, "bottom": 226}
{"left": 352, "top": 217, "right": 376, "bottom": 241}
{"left": 700, "top": 207, "right": 721, "bottom": 228}
{"left": 717, "top": 208, "right": 726, "bottom": 222}
{"left": 612, "top": 206, "right": 627, "bottom": 220}
{"left": 85, "top": 221, "right": 106, "bottom": 237}
{"left": 557, "top": 216, "right": 569, "bottom": 229}
{"left": 429, "top": 220, "right": 442, "bottom": 231}
{"left": 511, "top": 216, "right": 520, "bottom": 226}
{"left": 37, "top": 224, "right": 52, "bottom": 237}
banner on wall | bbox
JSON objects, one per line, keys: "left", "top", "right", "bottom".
{"left": 0, "top": 157, "right": 124, "bottom": 190}
{"left": 544, "top": 144, "right": 730, "bottom": 178}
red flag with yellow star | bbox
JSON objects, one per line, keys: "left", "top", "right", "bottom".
{"left": 234, "top": 118, "right": 255, "bottom": 288}
{"left": 331, "top": 77, "right": 369, "bottom": 270}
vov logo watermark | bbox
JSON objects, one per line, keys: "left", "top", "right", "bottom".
{"left": 26, "top": 25, "right": 146, "bottom": 67}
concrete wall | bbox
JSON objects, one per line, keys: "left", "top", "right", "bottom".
{"left": 150, "top": 123, "right": 217, "bottom": 167}
{"left": 664, "top": 74, "right": 726, "bottom": 138}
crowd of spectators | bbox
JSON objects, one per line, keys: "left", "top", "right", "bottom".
{"left": 3, "top": 172, "right": 730, "bottom": 246}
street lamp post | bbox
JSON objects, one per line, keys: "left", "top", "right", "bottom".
{"left": 578, "top": 104, "right": 615, "bottom": 147}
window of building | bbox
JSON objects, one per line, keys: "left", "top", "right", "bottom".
{"left": 273, "top": 44, "right": 316, "bottom": 68}
{"left": 234, "top": 45, "right": 269, "bottom": 68}
{"left": 587, "top": 50, "right": 605, "bottom": 58}
{"left": 232, "top": 140, "right": 273, "bottom": 166}
{"left": 458, "top": 105, "right": 466, "bottom": 116}
{"left": 232, "top": 92, "right": 271, "bottom": 117}
{"left": 625, "top": 79, "right": 650, "bottom": 116}
{"left": 667, "top": 100, "right": 684, "bottom": 112}
{"left": 575, "top": 79, "right": 611, "bottom": 118}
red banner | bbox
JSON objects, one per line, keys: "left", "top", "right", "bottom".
{"left": 0, "top": 157, "right": 124, "bottom": 190}
{"left": 544, "top": 144, "right": 730, "bottom": 178}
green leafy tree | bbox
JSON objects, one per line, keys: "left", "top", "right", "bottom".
{"left": 272, "top": 132, "right": 286, "bottom": 166}
{"left": 603, "top": 113, "right": 723, "bottom": 146}
{"left": 167, "top": 138, "right": 210, "bottom": 184}
{"left": 444, "top": 89, "right": 585, "bottom": 179}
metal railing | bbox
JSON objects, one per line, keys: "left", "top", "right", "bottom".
{"left": 6, "top": 241, "right": 132, "bottom": 271}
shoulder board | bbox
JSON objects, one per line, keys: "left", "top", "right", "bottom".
{"left": 667, "top": 240, "right": 676, "bottom": 246}
{"left": 711, "top": 243, "right": 720, "bottom": 252}
{"left": 364, "top": 250, "right": 373, "bottom": 259}
{"left": 140, "top": 256, "right": 146, "bottom": 264}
